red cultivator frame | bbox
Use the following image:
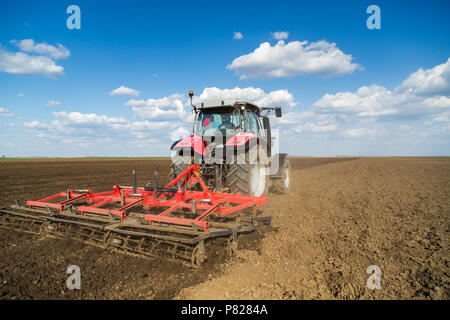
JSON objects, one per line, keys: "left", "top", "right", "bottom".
{"left": 0, "top": 165, "right": 271, "bottom": 267}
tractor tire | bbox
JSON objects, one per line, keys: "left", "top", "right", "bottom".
{"left": 228, "top": 145, "right": 269, "bottom": 197}
{"left": 273, "top": 159, "right": 290, "bottom": 194}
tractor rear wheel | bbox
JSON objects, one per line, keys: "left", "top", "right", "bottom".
{"left": 228, "top": 146, "right": 269, "bottom": 197}
{"left": 273, "top": 159, "right": 290, "bottom": 194}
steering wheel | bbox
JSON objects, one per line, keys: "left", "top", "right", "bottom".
{"left": 219, "top": 123, "right": 236, "bottom": 130}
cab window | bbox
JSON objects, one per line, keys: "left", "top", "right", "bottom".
{"left": 247, "top": 110, "right": 260, "bottom": 134}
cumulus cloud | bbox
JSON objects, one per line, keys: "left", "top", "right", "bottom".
{"left": 227, "top": 40, "right": 361, "bottom": 79}
{"left": 303, "top": 58, "right": 450, "bottom": 140}
{"left": 313, "top": 85, "right": 402, "bottom": 117}
{"left": 344, "top": 128, "right": 377, "bottom": 137}
{"left": 0, "top": 107, "right": 13, "bottom": 117}
{"left": 0, "top": 39, "right": 69, "bottom": 78}
{"left": 233, "top": 32, "right": 244, "bottom": 40}
{"left": 11, "top": 39, "right": 70, "bottom": 59}
{"left": 24, "top": 111, "right": 172, "bottom": 141}
{"left": 171, "top": 127, "right": 191, "bottom": 141}
{"left": 194, "top": 87, "right": 297, "bottom": 109}
{"left": 125, "top": 93, "right": 187, "bottom": 121}
{"left": 109, "top": 85, "right": 140, "bottom": 96}
{"left": 272, "top": 31, "right": 289, "bottom": 40}
{"left": 24, "top": 87, "right": 299, "bottom": 151}
{"left": 273, "top": 110, "right": 338, "bottom": 134}
{"left": 313, "top": 59, "right": 450, "bottom": 120}
{"left": 24, "top": 120, "right": 49, "bottom": 130}
{"left": 0, "top": 48, "right": 64, "bottom": 78}
{"left": 51, "top": 111, "right": 127, "bottom": 128}
{"left": 395, "top": 58, "right": 450, "bottom": 96}
{"left": 46, "top": 100, "right": 61, "bottom": 107}
{"left": 294, "top": 122, "right": 336, "bottom": 133}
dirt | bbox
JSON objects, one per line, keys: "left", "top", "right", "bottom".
{"left": 0, "top": 157, "right": 449, "bottom": 299}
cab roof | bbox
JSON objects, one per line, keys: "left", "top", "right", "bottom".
{"left": 194, "top": 99, "right": 261, "bottom": 112}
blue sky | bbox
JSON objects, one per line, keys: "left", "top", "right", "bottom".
{"left": 1, "top": 0, "right": 449, "bottom": 157}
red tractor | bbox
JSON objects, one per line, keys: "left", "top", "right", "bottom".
{"left": 170, "top": 91, "right": 290, "bottom": 197}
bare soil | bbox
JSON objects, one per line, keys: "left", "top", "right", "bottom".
{"left": 0, "top": 157, "right": 448, "bottom": 299}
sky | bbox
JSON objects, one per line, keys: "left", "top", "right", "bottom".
{"left": 0, "top": 0, "right": 449, "bottom": 157}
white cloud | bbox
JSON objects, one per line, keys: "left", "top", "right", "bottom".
{"left": 125, "top": 93, "right": 187, "bottom": 121}
{"left": 109, "top": 85, "right": 140, "bottom": 96}
{"left": 171, "top": 127, "right": 191, "bottom": 141}
{"left": 25, "top": 111, "right": 171, "bottom": 137}
{"left": 272, "top": 31, "right": 289, "bottom": 40}
{"left": 18, "top": 93, "right": 24, "bottom": 97}
{"left": 24, "top": 120, "right": 49, "bottom": 130}
{"left": 294, "top": 122, "right": 337, "bottom": 133}
{"left": 0, "top": 107, "right": 13, "bottom": 117}
{"left": 344, "top": 128, "right": 377, "bottom": 137}
{"left": 395, "top": 58, "right": 450, "bottom": 96}
{"left": 46, "top": 100, "right": 61, "bottom": 107}
{"left": 273, "top": 110, "right": 338, "bottom": 134}
{"left": 313, "top": 59, "right": 450, "bottom": 120}
{"left": 51, "top": 111, "right": 128, "bottom": 128}
{"left": 233, "top": 32, "right": 244, "bottom": 40}
{"left": 195, "top": 87, "right": 297, "bottom": 109}
{"left": 0, "top": 46, "right": 64, "bottom": 78}
{"left": 294, "top": 58, "right": 450, "bottom": 141}
{"left": 430, "top": 111, "right": 450, "bottom": 123}
{"left": 23, "top": 87, "right": 298, "bottom": 152}
{"left": 0, "top": 39, "right": 69, "bottom": 78}
{"left": 11, "top": 39, "right": 70, "bottom": 59}
{"left": 227, "top": 40, "right": 361, "bottom": 79}
{"left": 313, "top": 85, "right": 402, "bottom": 117}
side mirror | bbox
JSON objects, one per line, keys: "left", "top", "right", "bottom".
{"left": 262, "top": 116, "right": 271, "bottom": 157}
{"left": 275, "top": 107, "right": 282, "bottom": 118}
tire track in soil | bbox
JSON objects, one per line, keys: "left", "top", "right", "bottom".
{"left": 0, "top": 159, "right": 226, "bottom": 299}
{"left": 1, "top": 157, "right": 448, "bottom": 299}
{"left": 177, "top": 157, "right": 449, "bottom": 300}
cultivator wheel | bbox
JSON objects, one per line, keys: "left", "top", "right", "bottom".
{"left": 105, "top": 231, "right": 198, "bottom": 267}
{"left": 0, "top": 210, "right": 44, "bottom": 235}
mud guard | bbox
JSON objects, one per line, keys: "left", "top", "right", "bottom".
{"left": 269, "top": 153, "right": 288, "bottom": 177}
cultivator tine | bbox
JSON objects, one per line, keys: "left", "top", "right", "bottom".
{"left": 132, "top": 166, "right": 137, "bottom": 196}
{"left": 0, "top": 164, "right": 270, "bottom": 268}
{"left": 154, "top": 166, "right": 158, "bottom": 199}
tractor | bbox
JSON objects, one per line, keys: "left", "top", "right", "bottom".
{"left": 169, "top": 91, "right": 290, "bottom": 197}
{"left": 0, "top": 91, "right": 288, "bottom": 267}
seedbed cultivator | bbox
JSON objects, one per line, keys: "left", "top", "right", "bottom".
{"left": 0, "top": 165, "right": 271, "bottom": 268}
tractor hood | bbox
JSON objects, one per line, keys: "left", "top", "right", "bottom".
{"left": 225, "top": 132, "right": 258, "bottom": 147}
{"left": 172, "top": 134, "right": 206, "bottom": 156}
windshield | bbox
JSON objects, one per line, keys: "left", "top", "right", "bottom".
{"left": 194, "top": 109, "right": 241, "bottom": 136}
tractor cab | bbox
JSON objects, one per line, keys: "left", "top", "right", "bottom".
{"left": 193, "top": 99, "right": 263, "bottom": 138}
